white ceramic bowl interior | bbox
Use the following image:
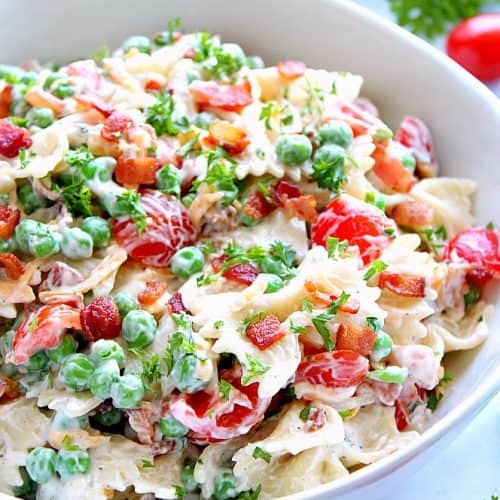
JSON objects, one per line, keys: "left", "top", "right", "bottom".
{"left": 3, "top": 1, "right": 500, "bottom": 499}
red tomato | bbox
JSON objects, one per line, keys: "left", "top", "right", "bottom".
{"left": 277, "top": 60, "right": 307, "bottom": 79}
{"left": 446, "top": 13, "right": 500, "bottom": 82}
{"left": 372, "top": 143, "right": 417, "bottom": 193}
{"left": 378, "top": 272, "right": 426, "bottom": 298}
{"left": 113, "top": 189, "right": 197, "bottom": 268}
{"left": 311, "top": 195, "right": 394, "bottom": 265}
{"left": 295, "top": 350, "right": 369, "bottom": 388}
{"left": 444, "top": 227, "right": 500, "bottom": 279}
{"left": 8, "top": 304, "right": 81, "bottom": 365}
{"left": 169, "top": 366, "right": 271, "bottom": 444}
{"left": 335, "top": 324, "right": 376, "bottom": 356}
{"left": 0, "top": 119, "right": 32, "bottom": 158}
{"left": 0, "top": 85, "right": 13, "bottom": 119}
{"left": 246, "top": 314, "right": 285, "bottom": 350}
{"left": 114, "top": 154, "right": 159, "bottom": 186}
{"left": 0, "top": 253, "right": 24, "bottom": 280}
{"left": 138, "top": 280, "right": 168, "bottom": 305}
{"left": 189, "top": 80, "right": 253, "bottom": 112}
{"left": 395, "top": 116, "right": 438, "bottom": 178}
{"left": 394, "top": 400, "right": 409, "bottom": 431}
{"left": 466, "top": 268, "right": 492, "bottom": 288}
{"left": 0, "top": 206, "right": 20, "bottom": 239}
{"left": 80, "top": 297, "right": 122, "bottom": 342}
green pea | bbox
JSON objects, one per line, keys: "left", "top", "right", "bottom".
{"left": 156, "top": 164, "right": 182, "bottom": 197}
{"left": 81, "top": 216, "right": 110, "bottom": 249}
{"left": 18, "top": 184, "right": 48, "bottom": 215}
{"left": 318, "top": 120, "right": 353, "bottom": 148}
{"left": 56, "top": 447, "right": 90, "bottom": 479}
{"left": 246, "top": 55, "right": 265, "bottom": 69}
{"left": 259, "top": 255, "right": 283, "bottom": 276}
{"left": 181, "top": 193, "right": 195, "bottom": 209}
{"left": 158, "top": 414, "right": 189, "bottom": 438}
{"left": 122, "top": 35, "right": 152, "bottom": 55}
{"left": 26, "top": 107, "right": 55, "bottom": 129}
{"left": 47, "top": 335, "right": 78, "bottom": 364}
{"left": 314, "top": 143, "right": 346, "bottom": 166}
{"left": 367, "top": 366, "right": 408, "bottom": 384}
{"left": 110, "top": 374, "right": 144, "bottom": 408}
{"left": 264, "top": 274, "right": 284, "bottom": 294}
{"left": 90, "top": 339, "right": 126, "bottom": 367}
{"left": 194, "top": 111, "right": 215, "bottom": 130}
{"left": 61, "top": 228, "right": 94, "bottom": 259}
{"left": 89, "top": 360, "right": 120, "bottom": 400}
{"left": 213, "top": 471, "right": 239, "bottom": 500}
{"left": 0, "top": 238, "right": 15, "bottom": 253}
{"left": 58, "top": 353, "right": 95, "bottom": 391}
{"left": 171, "top": 355, "right": 207, "bottom": 393}
{"left": 93, "top": 408, "right": 122, "bottom": 427}
{"left": 53, "top": 82, "right": 75, "bottom": 98}
{"left": 400, "top": 152, "right": 416, "bottom": 171}
{"left": 0, "top": 193, "right": 9, "bottom": 205}
{"left": 14, "top": 220, "right": 59, "bottom": 258}
{"left": 275, "top": 134, "right": 312, "bottom": 166}
{"left": 52, "top": 411, "right": 88, "bottom": 431}
{"left": 122, "top": 310, "right": 157, "bottom": 348}
{"left": 43, "top": 73, "right": 60, "bottom": 90}
{"left": 113, "top": 292, "right": 139, "bottom": 318}
{"left": 25, "top": 447, "right": 57, "bottom": 484}
{"left": 81, "top": 156, "right": 115, "bottom": 181}
{"left": 154, "top": 31, "right": 175, "bottom": 47}
{"left": 24, "top": 350, "right": 49, "bottom": 372}
{"left": 171, "top": 246, "right": 204, "bottom": 279}
{"left": 0, "top": 64, "right": 24, "bottom": 84}
{"left": 182, "top": 460, "right": 199, "bottom": 493}
{"left": 370, "top": 330, "right": 393, "bottom": 363}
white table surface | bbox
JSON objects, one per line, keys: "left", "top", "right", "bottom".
{"left": 356, "top": 2, "right": 499, "bottom": 499}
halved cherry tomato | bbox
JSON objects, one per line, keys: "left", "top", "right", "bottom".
{"left": 372, "top": 143, "right": 417, "bottom": 193}
{"left": 0, "top": 206, "right": 20, "bottom": 239}
{"left": 311, "top": 195, "right": 394, "bottom": 265}
{"left": 0, "top": 119, "right": 33, "bottom": 158}
{"left": 395, "top": 116, "right": 438, "bottom": 178}
{"left": 0, "top": 85, "right": 13, "bottom": 119}
{"left": 8, "top": 304, "right": 81, "bottom": 365}
{"left": 113, "top": 189, "right": 197, "bottom": 268}
{"left": 169, "top": 365, "right": 271, "bottom": 444}
{"left": 391, "top": 201, "right": 433, "bottom": 228}
{"left": 446, "top": 13, "right": 500, "bottom": 82}
{"left": 378, "top": 272, "right": 426, "bottom": 298}
{"left": 277, "top": 60, "right": 307, "bottom": 79}
{"left": 444, "top": 227, "right": 500, "bottom": 279}
{"left": 189, "top": 80, "right": 253, "bottom": 112}
{"left": 138, "top": 280, "right": 168, "bottom": 305}
{"left": 114, "top": 154, "right": 159, "bottom": 185}
{"left": 295, "top": 350, "right": 369, "bottom": 388}
{"left": 246, "top": 314, "right": 285, "bottom": 350}
{"left": 335, "top": 324, "right": 376, "bottom": 356}
{"left": 0, "top": 253, "right": 24, "bottom": 280}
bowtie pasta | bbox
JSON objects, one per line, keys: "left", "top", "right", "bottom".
{"left": 0, "top": 18, "right": 498, "bottom": 500}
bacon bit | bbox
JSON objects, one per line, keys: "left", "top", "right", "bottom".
{"left": 282, "top": 194, "right": 318, "bottom": 223}
{"left": 275, "top": 181, "right": 301, "bottom": 199}
{"left": 183, "top": 47, "right": 196, "bottom": 59}
{"left": 304, "top": 407, "right": 327, "bottom": 431}
{"left": 0, "top": 375, "right": 19, "bottom": 403}
{"left": 24, "top": 88, "right": 65, "bottom": 115}
{"left": 189, "top": 80, "right": 253, "bottom": 112}
{"left": 126, "top": 401, "right": 154, "bottom": 444}
{"left": 39, "top": 262, "right": 83, "bottom": 291}
{"left": 304, "top": 279, "right": 332, "bottom": 308}
{"left": 391, "top": 201, "right": 433, "bottom": 228}
{"left": 115, "top": 153, "right": 159, "bottom": 186}
{"left": 277, "top": 60, "right": 307, "bottom": 79}
{"left": 372, "top": 143, "right": 417, "bottom": 193}
{"left": 223, "top": 263, "right": 260, "bottom": 285}
{"left": 101, "top": 110, "right": 133, "bottom": 143}
{"left": 246, "top": 314, "right": 285, "bottom": 350}
{"left": 145, "top": 80, "right": 163, "bottom": 93}
{"left": 167, "top": 292, "right": 191, "bottom": 315}
{"left": 210, "top": 255, "right": 226, "bottom": 273}
{"left": 242, "top": 191, "right": 277, "bottom": 220}
{"left": 0, "top": 253, "right": 24, "bottom": 280}
{"left": 394, "top": 399, "right": 409, "bottom": 431}
{"left": 0, "top": 85, "right": 13, "bottom": 118}
{"left": 207, "top": 121, "right": 250, "bottom": 156}
{"left": 378, "top": 272, "right": 426, "bottom": 298}
{"left": 80, "top": 297, "right": 122, "bottom": 342}
{"left": 138, "top": 280, "right": 168, "bottom": 305}
{"left": 335, "top": 324, "right": 376, "bottom": 356}
{"left": 0, "top": 119, "right": 33, "bottom": 158}
{"left": 73, "top": 93, "right": 114, "bottom": 118}
{"left": 0, "top": 206, "right": 20, "bottom": 239}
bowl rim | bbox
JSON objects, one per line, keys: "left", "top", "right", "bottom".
{"left": 278, "top": 0, "right": 500, "bottom": 497}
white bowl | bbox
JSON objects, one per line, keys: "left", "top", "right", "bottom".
{"left": 3, "top": 1, "right": 500, "bottom": 499}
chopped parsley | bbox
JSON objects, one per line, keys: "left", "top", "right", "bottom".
{"left": 338, "top": 409, "right": 354, "bottom": 419}
{"left": 427, "top": 373, "right": 454, "bottom": 411}
{"left": 214, "top": 319, "right": 225, "bottom": 329}
{"left": 141, "top": 459, "right": 154, "bottom": 469}
{"left": 269, "top": 241, "right": 296, "bottom": 269}
{"left": 28, "top": 316, "right": 38, "bottom": 332}
{"left": 64, "top": 146, "right": 94, "bottom": 169}
{"left": 366, "top": 316, "right": 383, "bottom": 333}
{"left": 114, "top": 190, "right": 147, "bottom": 234}
{"left": 242, "top": 353, "right": 270, "bottom": 384}
{"left": 259, "top": 101, "right": 294, "bottom": 130}
{"left": 57, "top": 177, "right": 94, "bottom": 217}
{"left": 252, "top": 446, "right": 272, "bottom": 464}
{"left": 311, "top": 155, "right": 347, "bottom": 194}
{"left": 301, "top": 298, "right": 314, "bottom": 312}
{"left": 463, "top": 283, "right": 480, "bottom": 306}
{"left": 218, "top": 380, "right": 232, "bottom": 401}
{"left": 312, "top": 292, "right": 351, "bottom": 351}
{"left": 420, "top": 225, "right": 448, "bottom": 253}
{"left": 174, "top": 485, "right": 185, "bottom": 499}
{"left": 18, "top": 148, "right": 36, "bottom": 169}
{"left": 299, "top": 405, "right": 311, "bottom": 421}
{"left": 237, "top": 485, "right": 262, "bottom": 500}
{"left": 326, "top": 236, "right": 348, "bottom": 259}
{"left": 141, "top": 354, "right": 162, "bottom": 394}
{"left": 289, "top": 320, "right": 307, "bottom": 334}
{"left": 486, "top": 222, "right": 495, "bottom": 230}
{"left": 363, "top": 259, "right": 388, "bottom": 281}
{"left": 365, "top": 191, "right": 386, "bottom": 210}
{"left": 93, "top": 45, "right": 110, "bottom": 64}
{"left": 145, "top": 91, "right": 189, "bottom": 137}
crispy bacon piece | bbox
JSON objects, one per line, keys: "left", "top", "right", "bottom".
{"left": 246, "top": 314, "right": 285, "bottom": 350}
{"left": 80, "top": 297, "right": 122, "bottom": 342}
{"left": 304, "top": 406, "right": 327, "bottom": 431}
{"left": 24, "top": 88, "right": 65, "bottom": 115}
{"left": 138, "top": 280, "right": 168, "bottom": 305}
{"left": 145, "top": 79, "right": 163, "bottom": 93}
{"left": 126, "top": 401, "right": 154, "bottom": 444}
{"left": 0, "top": 253, "right": 24, "bottom": 280}
{"left": 275, "top": 180, "right": 302, "bottom": 199}
{"left": 115, "top": 153, "right": 159, "bottom": 186}
{"left": 372, "top": 143, "right": 417, "bottom": 193}
{"left": 189, "top": 80, "right": 253, "bottom": 112}
{"left": 73, "top": 93, "right": 114, "bottom": 118}
{"left": 211, "top": 256, "right": 260, "bottom": 285}
{"left": 335, "top": 324, "right": 376, "bottom": 356}
{"left": 277, "top": 60, "right": 307, "bottom": 79}
{"left": 391, "top": 201, "right": 433, "bottom": 228}
{"left": 101, "top": 110, "right": 133, "bottom": 142}
{"left": 167, "top": 292, "right": 191, "bottom": 315}
{"left": 0, "top": 375, "right": 19, "bottom": 403}
{"left": 39, "top": 262, "right": 83, "bottom": 291}
{"left": 0, "top": 206, "right": 20, "bottom": 239}
{"left": 378, "top": 272, "right": 426, "bottom": 298}
{"left": 0, "top": 85, "right": 13, "bottom": 118}
{"left": 282, "top": 194, "right": 318, "bottom": 223}
{"left": 0, "top": 119, "right": 32, "bottom": 158}
{"left": 206, "top": 121, "right": 249, "bottom": 156}
{"left": 242, "top": 191, "right": 276, "bottom": 220}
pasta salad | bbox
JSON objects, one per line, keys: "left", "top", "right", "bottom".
{"left": 0, "top": 19, "right": 498, "bottom": 500}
